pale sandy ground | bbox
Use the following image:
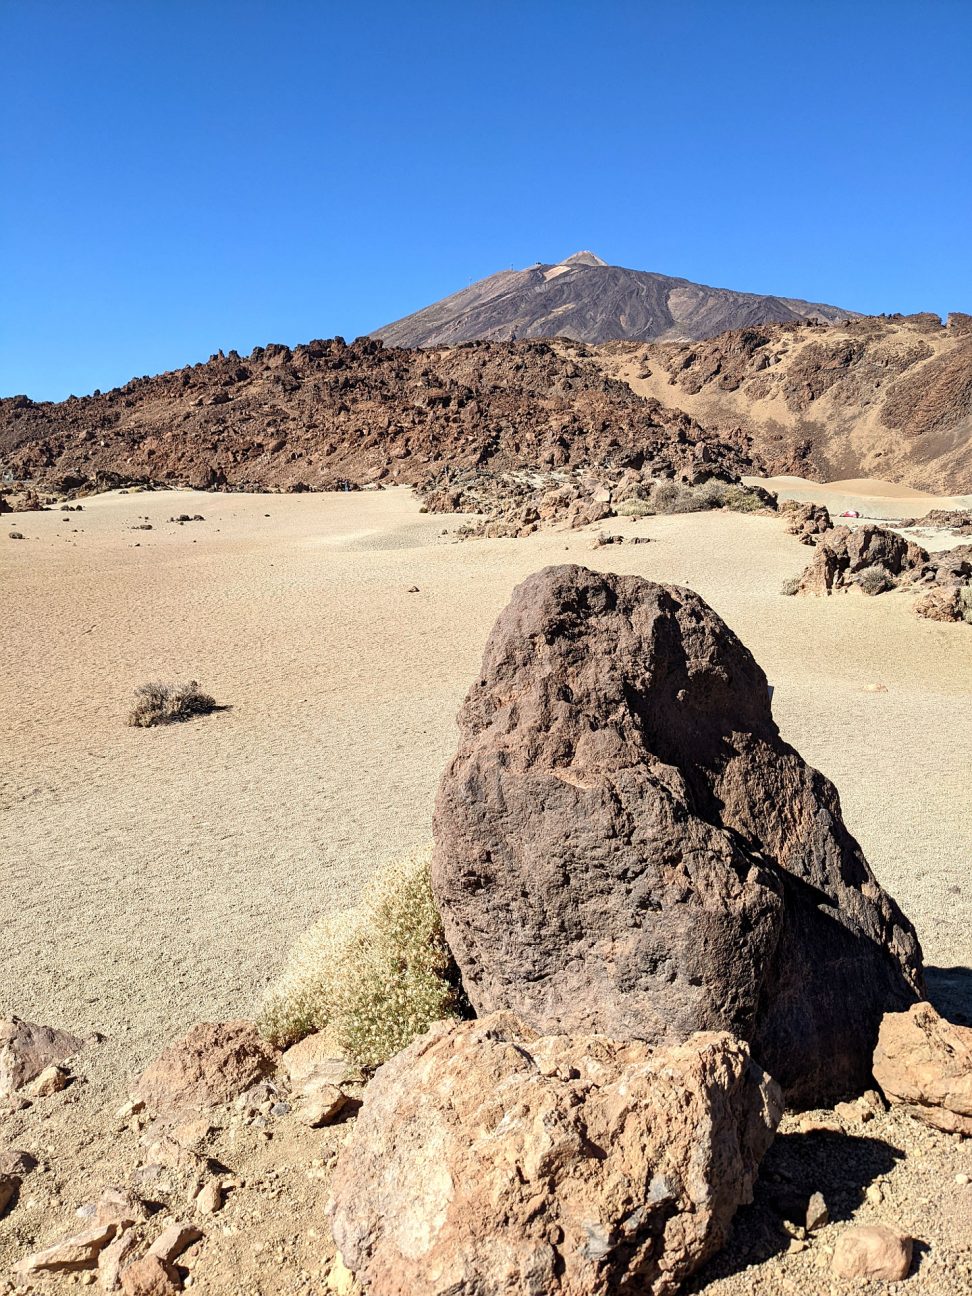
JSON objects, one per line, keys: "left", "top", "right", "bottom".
{"left": 2, "top": 486, "right": 971, "bottom": 1069}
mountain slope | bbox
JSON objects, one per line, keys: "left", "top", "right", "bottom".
{"left": 372, "top": 251, "right": 856, "bottom": 347}
{"left": 593, "top": 311, "right": 972, "bottom": 493}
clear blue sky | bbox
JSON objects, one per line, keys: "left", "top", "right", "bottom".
{"left": 3, "top": 1, "right": 970, "bottom": 401}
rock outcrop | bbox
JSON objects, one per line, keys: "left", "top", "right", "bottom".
{"left": 779, "top": 499, "right": 831, "bottom": 544}
{"left": 795, "top": 525, "right": 929, "bottom": 595}
{"left": 432, "top": 566, "right": 923, "bottom": 1104}
{"left": 134, "top": 1021, "right": 278, "bottom": 1116}
{"left": 872, "top": 1002, "right": 972, "bottom": 1135}
{"left": 328, "top": 1012, "right": 781, "bottom": 1296}
{"left": 0, "top": 1017, "right": 86, "bottom": 1099}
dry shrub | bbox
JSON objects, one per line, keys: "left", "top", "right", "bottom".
{"left": 962, "top": 587, "right": 972, "bottom": 626}
{"left": 855, "top": 565, "right": 893, "bottom": 596}
{"left": 128, "top": 680, "right": 218, "bottom": 727}
{"left": 258, "top": 847, "right": 466, "bottom": 1070}
{"left": 780, "top": 575, "right": 802, "bottom": 596}
{"left": 618, "top": 480, "right": 771, "bottom": 517}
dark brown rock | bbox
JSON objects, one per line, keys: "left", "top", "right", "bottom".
{"left": 432, "top": 566, "right": 923, "bottom": 1104}
{"left": 0, "top": 1016, "right": 85, "bottom": 1098}
{"left": 796, "top": 524, "right": 928, "bottom": 595}
{"left": 328, "top": 1013, "right": 781, "bottom": 1296}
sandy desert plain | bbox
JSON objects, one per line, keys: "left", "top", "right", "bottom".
{"left": 2, "top": 476, "right": 972, "bottom": 1294}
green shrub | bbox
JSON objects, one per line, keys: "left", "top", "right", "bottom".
{"left": 258, "top": 848, "right": 466, "bottom": 1069}
{"left": 128, "top": 680, "right": 218, "bottom": 727}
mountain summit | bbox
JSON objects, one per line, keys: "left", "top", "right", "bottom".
{"left": 372, "top": 252, "right": 855, "bottom": 347}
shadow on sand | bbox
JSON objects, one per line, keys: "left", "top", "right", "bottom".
{"left": 925, "top": 965, "right": 972, "bottom": 1026}
{"left": 684, "top": 1128, "right": 905, "bottom": 1289}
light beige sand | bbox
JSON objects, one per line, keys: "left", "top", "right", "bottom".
{"left": 2, "top": 488, "right": 970, "bottom": 1063}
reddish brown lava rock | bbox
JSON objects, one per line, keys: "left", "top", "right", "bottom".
{"left": 432, "top": 566, "right": 923, "bottom": 1105}
{"left": 0, "top": 1016, "right": 85, "bottom": 1098}
{"left": 134, "top": 1021, "right": 277, "bottom": 1116}
{"left": 328, "top": 1012, "right": 781, "bottom": 1296}
{"left": 873, "top": 1001, "right": 972, "bottom": 1135}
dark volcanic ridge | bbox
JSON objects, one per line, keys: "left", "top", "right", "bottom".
{"left": 371, "top": 250, "right": 856, "bottom": 348}
{"left": 3, "top": 313, "right": 972, "bottom": 501}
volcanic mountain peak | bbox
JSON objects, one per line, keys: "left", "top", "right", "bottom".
{"left": 371, "top": 253, "right": 857, "bottom": 348}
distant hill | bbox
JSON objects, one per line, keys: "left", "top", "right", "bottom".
{"left": 371, "top": 251, "right": 857, "bottom": 347}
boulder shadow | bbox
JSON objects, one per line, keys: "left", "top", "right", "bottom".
{"left": 925, "top": 965, "right": 972, "bottom": 1026}
{"left": 684, "top": 1128, "right": 904, "bottom": 1289}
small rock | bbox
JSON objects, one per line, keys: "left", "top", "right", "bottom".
{"left": 28, "top": 1063, "right": 71, "bottom": 1097}
{"left": 873, "top": 1002, "right": 972, "bottom": 1135}
{"left": 99, "top": 1229, "right": 138, "bottom": 1292}
{"left": 299, "top": 1084, "right": 349, "bottom": 1127}
{"left": 8, "top": 531, "right": 24, "bottom": 539}
{"left": 805, "top": 1191, "right": 829, "bottom": 1232}
{"left": 326, "top": 1254, "right": 357, "bottom": 1294}
{"left": 120, "top": 1254, "right": 181, "bottom": 1296}
{"left": 787, "top": 1238, "right": 808, "bottom": 1254}
{"left": 0, "top": 1148, "right": 36, "bottom": 1175}
{"left": 115, "top": 1099, "right": 146, "bottom": 1121}
{"left": 269, "top": 1100, "right": 290, "bottom": 1118}
{"left": 831, "top": 1225, "right": 913, "bottom": 1281}
{"left": 866, "top": 1183, "right": 885, "bottom": 1205}
{"left": 14, "top": 1222, "right": 119, "bottom": 1276}
{"left": 134, "top": 1020, "right": 277, "bottom": 1116}
{"left": 956, "top": 1173, "right": 970, "bottom": 1186}
{"left": 194, "top": 1179, "right": 223, "bottom": 1216}
{"left": 281, "top": 1033, "right": 350, "bottom": 1090}
{"left": 406, "top": 585, "right": 420, "bottom": 593}
{"left": 77, "top": 1187, "right": 148, "bottom": 1229}
{"left": 0, "top": 1016, "right": 85, "bottom": 1097}
{"left": 147, "top": 1222, "right": 202, "bottom": 1264}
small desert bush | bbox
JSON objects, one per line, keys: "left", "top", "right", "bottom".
{"left": 615, "top": 498, "right": 654, "bottom": 519}
{"left": 961, "top": 586, "right": 972, "bottom": 626}
{"left": 618, "top": 480, "right": 771, "bottom": 517}
{"left": 128, "top": 680, "right": 218, "bottom": 727}
{"left": 258, "top": 847, "right": 466, "bottom": 1070}
{"left": 780, "top": 575, "right": 802, "bottom": 596}
{"left": 855, "top": 565, "right": 893, "bottom": 596}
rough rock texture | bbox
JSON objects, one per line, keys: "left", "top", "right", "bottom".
{"left": 914, "top": 585, "right": 967, "bottom": 622}
{"left": 872, "top": 1002, "right": 972, "bottom": 1135}
{"left": 596, "top": 313, "right": 972, "bottom": 492}
{"left": 328, "top": 1013, "right": 781, "bottom": 1296}
{"left": 831, "top": 1224, "right": 913, "bottom": 1281}
{"left": 795, "top": 525, "right": 929, "bottom": 595}
{"left": 0, "top": 1016, "right": 85, "bottom": 1098}
{"left": 134, "top": 1021, "right": 277, "bottom": 1116}
{"left": 779, "top": 499, "right": 831, "bottom": 544}
{"left": 13, "top": 1222, "right": 119, "bottom": 1276}
{"left": 432, "top": 566, "right": 923, "bottom": 1104}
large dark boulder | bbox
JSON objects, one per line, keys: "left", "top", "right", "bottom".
{"left": 431, "top": 565, "right": 923, "bottom": 1104}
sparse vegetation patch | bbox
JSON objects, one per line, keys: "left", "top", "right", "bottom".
{"left": 127, "top": 680, "right": 219, "bottom": 728}
{"left": 258, "top": 848, "right": 466, "bottom": 1069}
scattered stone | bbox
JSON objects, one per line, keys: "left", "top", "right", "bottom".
{"left": 76, "top": 1187, "right": 149, "bottom": 1228}
{"left": 146, "top": 1223, "right": 202, "bottom": 1265}
{"left": 280, "top": 1033, "right": 351, "bottom": 1091}
{"left": 99, "top": 1229, "right": 139, "bottom": 1292}
{"left": 193, "top": 1178, "right": 223, "bottom": 1215}
{"left": 406, "top": 585, "right": 420, "bottom": 593}
{"left": 831, "top": 1224, "right": 913, "bottom": 1281}
{"left": 432, "top": 566, "right": 923, "bottom": 1105}
{"left": 805, "top": 1190, "right": 829, "bottom": 1232}
{"left": 0, "top": 1016, "right": 85, "bottom": 1097}
{"left": 14, "top": 1222, "right": 119, "bottom": 1276}
{"left": 134, "top": 1020, "right": 277, "bottom": 1115}
{"left": 8, "top": 531, "right": 24, "bottom": 539}
{"left": 873, "top": 1001, "right": 972, "bottom": 1134}
{"left": 299, "top": 1084, "right": 349, "bottom": 1127}
{"left": 328, "top": 1012, "right": 781, "bottom": 1296}
{"left": 120, "top": 1254, "right": 181, "bottom": 1296}
{"left": 0, "top": 1148, "right": 37, "bottom": 1175}
{"left": 865, "top": 1183, "right": 885, "bottom": 1205}
{"left": 325, "top": 1254, "right": 356, "bottom": 1294}
{"left": 27, "top": 1063, "right": 71, "bottom": 1096}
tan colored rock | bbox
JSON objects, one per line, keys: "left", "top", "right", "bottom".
{"left": 26, "top": 1063, "right": 71, "bottom": 1096}
{"left": 99, "top": 1229, "right": 139, "bottom": 1292}
{"left": 77, "top": 1187, "right": 149, "bottom": 1229}
{"left": 147, "top": 1223, "right": 202, "bottom": 1264}
{"left": 831, "top": 1224, "right": 912, "bottom": 1281}
{"left": 327, "top": 1254, "right": 358, "bottom": 1294}
{"left": 873, "top": 1001, "right": 972, "bottom": 1134}
{"left": 134, "top": 1020, "right": 277, "bottom": 1115}
{"left": 0, "top": 1172, "right": 19, "bottom": 1216}
{"left": 299, "top": 1084, "right": 349, "bottom": 1127}
{"left": 805, "top": 1191, "right": 829, "bottom": 1232}
{"left": 0, "top": 1016, "right": 85, "bottom": 1097}
{"left": 120, "top": 1255, "right": 181, "bottom": 1296}
{"left": 193, "top": 1178, "right": 223, "bottom": 1215}
{"left": 281, "top": 1032, "right": 351, "bottom": 1090}
{"left": 328, "top": 1013, "right": 781, "bottom": 1296}
{"left": 14, "top": 1222, "right": 119, "bottom": 1276}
